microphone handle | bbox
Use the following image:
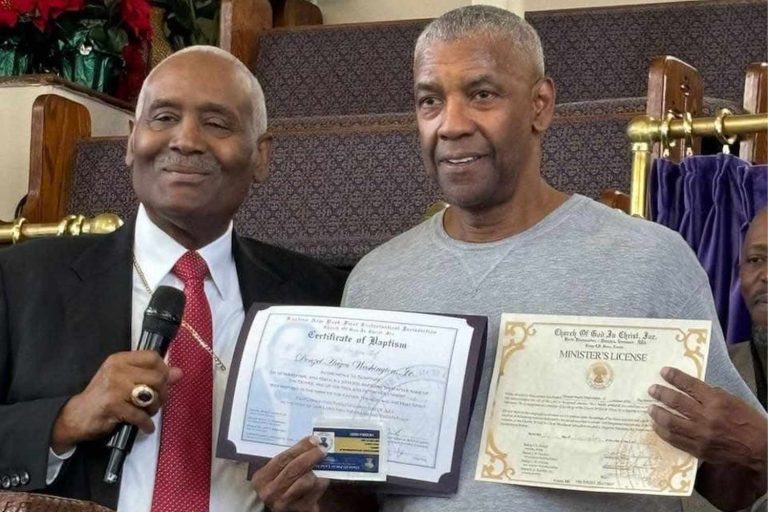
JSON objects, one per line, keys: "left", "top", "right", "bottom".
{"left": 104, "top": 330, "right": 170, "bottom": 484}
{"left": 138, "top": 329, "right": 173, "bottom": 354}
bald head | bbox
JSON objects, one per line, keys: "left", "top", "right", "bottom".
{"left": 745, "top": 208, "right": 768, "bottom": 246}
{"left": 126, "top": 45, "right": 273, "bottom": 250}
{"left": 135, "top": 46, "right": 267, "bottom": 137}
{"left": 415, "top": 5, "right": 545, "bottom": 79}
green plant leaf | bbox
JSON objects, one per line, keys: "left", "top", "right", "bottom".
{"left": 195, "top": 17, "right": 215, "bottom": 44}
{"left": 153, "top": 0, "right": 221, "bottom": 49}
{"left": 107, "top": 26, "right": 128, "bottom": 52}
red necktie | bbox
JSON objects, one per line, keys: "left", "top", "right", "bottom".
{"left": 151, "top": 251, "right": 213, "bottom": 511}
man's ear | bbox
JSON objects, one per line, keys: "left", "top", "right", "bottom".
{"left": 532, "top": 77, "right": 556, "bottom": 133}
{"left": 252, "top": 133, "right": 273, "bottom": 184}
{"left": 125, "top": 119, "right": 136, "bottom": 167}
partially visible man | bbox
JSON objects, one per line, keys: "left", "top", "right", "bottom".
{"left": 342, "top": 6, "right": 767, "bottom": 512}
{"left": 732, "top": 207, "right": 768, "bottom": 408}
{"left": 0, "top": 46, "right": 351, "bottom": 511}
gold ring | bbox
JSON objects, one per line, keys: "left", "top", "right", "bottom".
{"left": 681, "top": 111, "right": 695, "bottom": 157}
{"left": 130, "top": 384, "right": 156, "bottom": 408}
{"left": 713, "top": 108, "right": 737, "bottom": 146}
{"left": 659, "top": 111, "right": 676, "bottom": 158}
{"left": 10, "top": 217, "right": 25, "bottom": 244}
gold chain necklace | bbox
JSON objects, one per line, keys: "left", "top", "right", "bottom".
{"left": 132, "top": 255, "right": 227, "bottom": 371}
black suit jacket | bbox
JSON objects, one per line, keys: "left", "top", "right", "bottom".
{"left": 0, "top": 219, "right": 347, "bottom": 509}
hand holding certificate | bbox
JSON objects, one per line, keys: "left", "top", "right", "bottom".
{"left": 475, "top": 314, "right": 711, "bottom": 496}
{"left": 217, "top": 305, "right": 486, "bottom": 494}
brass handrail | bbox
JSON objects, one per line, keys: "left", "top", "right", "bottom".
{"left": 626, "top": 111, "right": 768, "bottom": 217}
{"left": 0, "top": 213, "right": 123, "bottom": 244}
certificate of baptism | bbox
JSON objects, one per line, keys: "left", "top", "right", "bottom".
{"left": 218, "top": 305, "right": 486, "bottom": 493}
{"left": 475, "top": 314, "right": 711, "bottom": 496}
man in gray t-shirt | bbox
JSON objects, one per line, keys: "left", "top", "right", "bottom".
{"left": 342, "top": 6, "right": 767, "bottom": 512}
{"left": 344, "top": 196, "right": 764, "bottom": 512}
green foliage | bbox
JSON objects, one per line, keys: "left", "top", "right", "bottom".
{"left": 150, "top": 0, "right": 218, "bottom": 49}
{"left": 54, "top": 0, "right": 136, "bottom": 55}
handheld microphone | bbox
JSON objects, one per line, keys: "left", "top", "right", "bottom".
{"left": 104, "top": 285, "right": 186, "bottom": 484}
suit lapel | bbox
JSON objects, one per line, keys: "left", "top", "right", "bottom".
{"left": 64, "top": 218, "right": 134, "bottom": 508}
{"left": 232, "top": 234, "right": 287, "bottom": 308}
{"left": 68, "top": 218, "right": 134, "bottom": 363}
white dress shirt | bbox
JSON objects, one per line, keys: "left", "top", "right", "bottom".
{"left": 48, "top": 205, "right": 263, "bottom": 511}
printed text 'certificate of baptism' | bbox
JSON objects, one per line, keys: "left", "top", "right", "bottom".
{"left": 475, "top": 314, "right": 711, "bottom": 496}
{"left": 219, "top": 305, "right": 482, "bottom": 488}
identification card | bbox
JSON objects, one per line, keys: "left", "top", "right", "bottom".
{"left": 313, "top": 420, "right": 387, "bottom": 481}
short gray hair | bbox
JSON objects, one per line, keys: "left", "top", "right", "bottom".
{"left": 415, "top": 5, "right": 545, "bottom": 77}
{"left": 134, "top": 45, "right": 268, "bottom": 137}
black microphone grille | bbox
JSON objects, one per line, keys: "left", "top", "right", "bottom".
{"left": 143, "top": 286, "right": 186, "bottom": 337}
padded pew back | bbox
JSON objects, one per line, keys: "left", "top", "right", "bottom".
{"left": 529, "top": 0, "right": 767, "bottom": 104}
{"left": 256, "top": 21, "right": 427, "bottom": 119}
{"left": 67, "top": 138, "right": 136, "bottom": 222}
{"left": 63, "top": 108, "right": 648, "bottom": 267}
{"left": 62, "top": 129, "right": 436, "bottom": 268}
{"left": 235, "top": 124, "right": 437, "bottom": 267}
{"left": 255, "top": 1, "right": 766, "bottom": 121}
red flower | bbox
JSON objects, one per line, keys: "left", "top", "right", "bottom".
{"left": 120, "top": 0, "right": 150, "bottom": 40}
{"left": 115, "top": 41, "right": 147, "bottom": 101}
{"left": 0, "top": 0, "right": 36, "bottom": 28}
{"left": 34, "top": 0, "right": 83, "bottom": 31}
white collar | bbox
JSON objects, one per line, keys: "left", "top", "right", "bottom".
{"left": 133, "top": 204, "right": 235, "bottom": 300}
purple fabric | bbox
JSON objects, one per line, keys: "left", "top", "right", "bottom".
{"left": 649, "top": 158, "right": 683, "bottom": 231}
{"left": 678, "top": 159, "right": 715, "bottom": 249}
{"left": 650, "top": 155, "right": 768, "bottom": 343}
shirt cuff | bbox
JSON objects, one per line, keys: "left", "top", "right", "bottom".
{"left": 46, "top": 446, "right": 76, "bottom": 485}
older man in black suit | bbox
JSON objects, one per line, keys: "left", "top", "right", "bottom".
{"left": 0, "top": 46, "right": 350, "bottom": 512}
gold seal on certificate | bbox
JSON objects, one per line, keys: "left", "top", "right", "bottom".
{"left": 475, "top": 314, "right": 711, "bottom": 496}
{"left": 586, "top": 361, "right": 613, "bottom": 389}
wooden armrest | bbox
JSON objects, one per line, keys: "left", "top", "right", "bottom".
{"left": 599, "top": 189, "right": 630, "bottom": 214}
{"left": 22, "top": 94, "right": 91, "bottom": 224}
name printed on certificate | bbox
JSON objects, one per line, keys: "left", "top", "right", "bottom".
{"left": 475, "top": 314, "right": 711, "bottom": 496}
{"left": 225, "top": 305, "right": 475, "bottom": 484}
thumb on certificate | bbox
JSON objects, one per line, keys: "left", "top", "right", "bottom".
{"left": 252, "top": 436, "right": 330, "bottom": 511}
{"left": 252, "top": 436, "right": 327, "bottom": 488}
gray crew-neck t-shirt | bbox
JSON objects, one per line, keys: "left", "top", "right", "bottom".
{"left": 342, "top": 194, "right": 758, "bottom": 512}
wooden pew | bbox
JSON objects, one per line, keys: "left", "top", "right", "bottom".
{"left": 219, "top": 0, "right": 273, "bottom": 71}
{"left": 8, "top": 57, "right": 731, "bottom": 258}
{"left": 218, "top": 0, "right": 323, "bottom": 72}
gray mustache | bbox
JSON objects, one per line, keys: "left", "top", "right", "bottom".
{"left": 155, "top": 152, "right": 221, "bottom": 174}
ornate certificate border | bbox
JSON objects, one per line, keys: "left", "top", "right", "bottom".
{"left": 477, "top": 316, "right": 710, "bottom": 495}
